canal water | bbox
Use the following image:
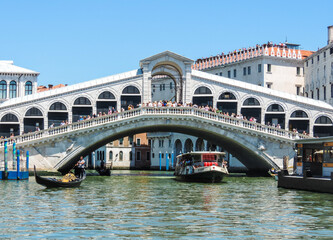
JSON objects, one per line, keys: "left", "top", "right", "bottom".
{"left": 1, "top": 171, "right": 333, "bottom": 239}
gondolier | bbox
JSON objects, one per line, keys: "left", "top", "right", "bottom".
{"left": 75, "top": 156, "right": 86, "bottom": 179}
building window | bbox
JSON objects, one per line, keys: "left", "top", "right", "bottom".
{"left": 9, "top": 81, "right": 17, "bottom": 99}
{"left": 136, "top": 138, "right": 141, "bottom": 146}
{"left": 159, "top": 139, "right": 164, "bottom": 147}
{"left": 129, "top": 136, "right": 133, "bottom": 145}
{"left": 311, "top": 90, "right": 314, "bottom": 99}
{"left": 248, "top": 66, "right": 251, "bottom": 75}
{"left": 163, "top": 84, "right": 165, "bottom": 90}
{"left": 296, "top": 86, "right": 300, "bottom": 95}
{"left": 170, "top": 82, "right": 173, "bottom": 89}
{"left": 331, "top": 62, "right": 333, "bottom": 76}
{"left": 25, "top": 81, "right": 33, "bottom": 95}
{"left": 169, "top": 139, "right": 171, "bottom": 147}
{"left": 0, "top": 80, "right": 7, "bottom": 99}
{"left": 324, "top": 51, "right": 326, "bottom": 58}
{"left": 136, "top": 151, "right": 141, "bottom": 161}
{"left": 243, "top": 67, "right": 246, "bottom": 76}
{"left": 306, "top": 61, "right": 308, "bottom": 67}
{"left": 317, "top": 55, "right": 320, "bottom": 62}
{"left": 152, "top": 153, "right": 155, "bottom": 158}
{"left": 148, "top": 139, "right": 151, "bottom": 146}
{"left": 296, "top": 67, "right": 300, "bottom": 76}
{"left": 331, "top": 84, "right": 333, "bottom": 98}
{"left": 305, "top": 92, "right": 308, "bottom": 98}
{"left": 317, "top": 88, "right": 320, "bottom": 100}
{"left": 130, "top": 151, "right": 132, "bottom": 161}
{"left": 233, "top": 69, "right": 236, "bottom": 78}
{"left": 109, "top": 151, "right": 113, "bottom": 160}
{"left": 324, "top": 65, "right": 326, "bottom": 78}
{"left": 219, "top": 72, "right": 222, "bottom": 76}
{"left": 119, "top": 151, "right": 123, "bottom": 161}
{"left": 160, "top": 84, "right": 162, "bottom": 91}
{"left": 324, "top": 86, "right": 327, "bottom": 100}
{"left": 258, "top": 64, "right": 262, "bottom": 73}
{"left": 266, "top": 83, "right": 272, "bottom": 89}
{"left": 311, "top": 58, "right": 314, "bottom": 64}
{"left": 267, "top": 64, "right": 271, "bottom": 73}
{"left": 119, "top": 138, "right": 123, "bottom": 145}
{"left": 330, "top": 47, "right": 333, "bottom": 55}
{"left": 147, "top": 152, "right": 150, "bottom": 161}
{"left": 228, "top": 70, "right": 231, "bottom": 78}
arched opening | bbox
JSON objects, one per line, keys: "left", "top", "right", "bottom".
{"left": 174, "top": 139, "right": 182, "bottom": 156}
{"left": 48, "top": 102, "right": 68, "bottom": 127}
{"left": 72, "top": 97, "right": 92, "bottom": 122}
{"left": 265, "top": 104, "right": 285, "bottom": 128}
{"left": 195, "top": 138, "right": 205, "bottom": 151}
{"left": 217, "top": 92, "right": 237, "bottom": 115}
{"left": 313, "top": 116, "right": 333, "bottom": 137}
{"left": 241, "top": 97, "right": 261, "bottom": 123}
{"left": 0, "top": 80, "right": 7, "bottom": 99}
{"left": 184, "top": 138, "right": 193, "bottom": 153}
{"left": 206, "top": 142, "right": 217, "bottom": 151}
{"left": 97, "top": 91, "right": 117, "bottom": 114}
{"left": 151, "top": 61, "right": 183, "bottom": 103}
{"left": 192, "top": 86, "right": 213, "bottom": 107}
{"left": 24, "top": 107, "right": 44, "bottom": 133}
{"left": 288, "top": 110, "right": 309, "bottom": 134}
{"left": 121, "top": 86, "right": 141, "bottom": 110}
{"left": 109, "top": 151, "right": 113, "bottom": 161}
{"left": 119, "top": 151, "right": 123, "bottom": 161}
{"left": 25, "top": 81, "right": 33, "bottom": 95}
{"left": 0, "top": 113, "right": 20, "bottom": 137}
{"left": 9, "top": 81, "right": 17, "bottom": 99}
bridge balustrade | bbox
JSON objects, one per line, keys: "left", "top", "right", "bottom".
{"left": 0, "top": 106, "right": 311, "bottom": 147}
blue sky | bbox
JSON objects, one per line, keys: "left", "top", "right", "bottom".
{"left": 0, "top": 0, "right": 332, "bottom": 86}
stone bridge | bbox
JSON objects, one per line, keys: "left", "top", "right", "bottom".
{"left": 0, "top": 107, "right": 309, "bottom": 174}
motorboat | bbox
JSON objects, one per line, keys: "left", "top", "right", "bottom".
{"left": 174, "top": 152, "right": 229, "bottom": 183}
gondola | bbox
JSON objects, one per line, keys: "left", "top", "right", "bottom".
{"left": 34, "top": 166, "right": 86, "bottom": 188}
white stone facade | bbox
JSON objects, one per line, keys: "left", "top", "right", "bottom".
{"left": 0, "top": 61, "right": 38, "bottom": 103}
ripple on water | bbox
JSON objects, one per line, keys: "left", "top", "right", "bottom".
{"left": 1, "top": 173, "right": 333, "bottom": 239}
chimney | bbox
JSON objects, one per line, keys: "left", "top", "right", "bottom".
{"left": 328, "top": 25, "right": 333, "bottom": 44}
{"left": 48, "top": 84, "right": 53, "bottom": 89}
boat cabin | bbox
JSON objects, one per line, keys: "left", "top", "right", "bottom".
{"left": 176, "top": 152, "right": 226, "bottom": 168}
{"left": 295, "top": 137, "right": 333, "bottom": 177}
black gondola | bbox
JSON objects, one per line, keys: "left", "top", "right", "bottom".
{"left": 34, "top": 166, "right": 85, "bottom": 188}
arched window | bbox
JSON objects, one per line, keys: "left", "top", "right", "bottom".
{"left": 290, "top": 110, "right": 308, "bottom": 118}
{"left": 218, "top": 92, "right": 236, "bottom": 100}
{"left": 266, "top": 104, "right": 284, "bottom": 112}
{"left": 122, "top": 86, "right": 140, "bottom": 94}
{"left": 1, "top": 113, "right": 19, "bottom": 122}
{"left": 25, "top": 81, "right": 33, "bottom": 95}
{"left": 25, "top": 107, "right": 43, "bottom": 116}
{"left": 194, "top": 86, "right": 212, "bottom": 94}
{"left": 119, "top": 151, "right": 123, "bottom": 161}
{"left": 74, "top": 97, "right": 91, "bottom": 105}
{"left": 315, "top": 116, "right": 333, "bottom": 124}
{"left": 49, "top": 102, "right": 67, "bottom": 111}
{"left": 0, "top": 80, "right": 7, "bottom": 99}
{"left": 98, "top": 91, "right": 115, "bottom": 99}
{"left": 9, "top": 81, "right": 17, "bottom": 99}
{"left": 243, "top": 98, "right": 260, "bottom": 106}
{"left": 129, "top": 151, "right": 132, "bottom": 161}
{"left": 109, "top": 151, "right": 113, "bottom": 160}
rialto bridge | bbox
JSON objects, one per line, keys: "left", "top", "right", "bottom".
{"left": 0, "top": 51, "right": 333, "bottom": 173}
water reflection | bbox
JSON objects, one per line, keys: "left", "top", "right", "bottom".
{"left": 1, "top": 171, "right": 333, "bottom": 239}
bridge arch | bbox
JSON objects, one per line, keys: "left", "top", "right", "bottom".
{"left": 0, "top": 113, "right": 20, "bottom": 136}
{"left": 195, "top": 138, "right": 205, "bottom": 151}
{"left": 24, "top": 106, "right": 44, "bottom": 132}
{"left": 97, "top": 90, "right": 117, "bottom": 114}
{"left": 313, "top": 115, "right": 333, "bottom": 137}
{"left": 48, "top": 101, "right": 68, "bottom": 127}
{"left": 184, "top": 138, "right": 194, "bottom": 153}
{"left": 72, "top": 96, "right": 93, "bottom": 122}
{"left": 288, "top": 109, "right": 310, "bottom": 134}
{"left": 264, "top": 103, "right": 286, "bottom": 128}
{"left": 121, "top": 85, "right": 141, "bottom": 109}
{"left": 192, "top": 85, "right": 214, "bottom": 107}
{"left": 174, "top": 139, "right": 182, "bottom": 156}
{"left": 217, "top": 91, "right": 238, "bottom": 115}
{"left": 241, "top": 96, "right": 262, "bottom": 123}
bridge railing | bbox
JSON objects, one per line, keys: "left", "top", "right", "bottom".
{"left": 0, "top": 106, "right": 310, "bottom": 147}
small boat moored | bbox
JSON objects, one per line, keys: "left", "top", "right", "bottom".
{"left": 34, "top": 166, "right": 86, "bottom": 188}
{"left": 174, "top": 152, "right": 229, "bottom": 183}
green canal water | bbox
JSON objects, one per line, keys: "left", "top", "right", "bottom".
{"left": 1, "top": 170, "right": 333, "bottom": 239}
